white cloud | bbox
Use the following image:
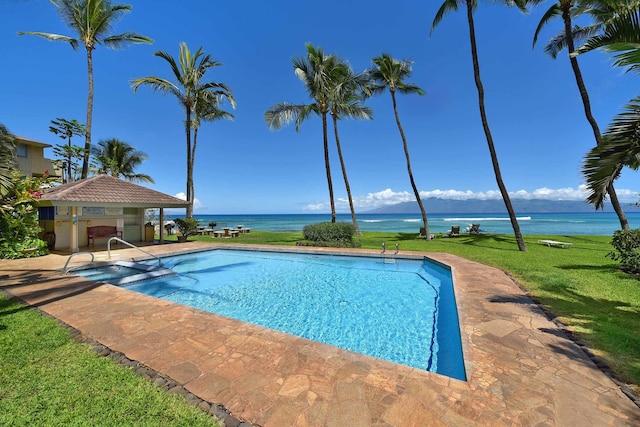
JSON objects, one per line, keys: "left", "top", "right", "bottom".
{"left": 175, "top": 192, "right": 202, "bottom": 209}
{"left": 303, "top": 203, "right": 326, "bottom": 211}
{"left": 307, "top": 186, "right": 639, "bottom": 212}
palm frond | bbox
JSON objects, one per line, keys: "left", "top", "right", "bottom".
{"left": 533, "top": 4, "right": 562, "bottom": 49}
{"left": 102, "top": 32, "right": 153, "bottom": 49}
{"left": 431, "top": 0, "right": 462, "bottom": 35}
{"left": 583, "top": 96, "right": 640, "bottom": 208}
{"left": 17, "top": 31, "right": 79, "bottom": 49}
{"left": 264, "top": 103, "right": 306, "bottom": 130}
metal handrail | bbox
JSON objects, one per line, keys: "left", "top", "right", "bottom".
{"left": 63, "top": 251, "right": 95, "bottom": 273}
{"left": 108, "top": 237, "right": 162, "bottom": 266}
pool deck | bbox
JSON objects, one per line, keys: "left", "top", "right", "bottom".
{"left": 1, "top": 242, "right": 638, "bottom": 426}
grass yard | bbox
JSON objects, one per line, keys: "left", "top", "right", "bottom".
{"left": 183, "top": 230, "right": 640, "bottom": 391}
{"left": 0, "top": 297, "right": 221, "bottom": 427}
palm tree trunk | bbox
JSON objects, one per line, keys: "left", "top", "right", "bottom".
{"left": 562, "top": 8, "right": 629, "bottom": 230}
{"left": 322, "top": 111, "right": 336, "bottom": 223}
{"left": 186, "top": 106, "right": 193, "bottom": 218}
{"left": 81, "top": 48, "right": 94, "bottom": 180}
{"left": 190, "top": 126, "right": 199, "bottom": 219}
{"left": 332, "top": 114, "right": 361, "bottom": 236}
{"left": 67, "top": 137, "right": 72, "bottom": 183}
{"left": 466, "top": 0, "right": 526, "bottom": 251}
{"left": 390, "top": 91, "right": 430, "bottom": 240}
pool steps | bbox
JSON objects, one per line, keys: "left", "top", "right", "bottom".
{"left": 107, "top": 261, "right": 177, "bottom": 286}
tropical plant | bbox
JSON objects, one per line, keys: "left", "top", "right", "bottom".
{"left": 299, "top": 222, "right": 360, "bottom": 248}
{"left": 366, "top": 53, "right": 431, "bottom": 240}
{"left": 583, "top": 96, "right": 640, "bottom": 208}
{"left": 90, "top": 138, "right": 153, "bottom": 183}
{"left": 131, "top": 42, "right": 234, "bottom": 218}
{"left": 0, "top": 172, "right": 52, "bottom": 259}
{"left": 0, "top": 124, "right": 17, "bottom": 197}
{"left": 174, "top": 217, "right": 199, "bottom": 240}
{"left": 19, "top": 0, "right": 152, "bottom": 179}
{"left": 329, "top": 63, "right": 372, "bottom": 236}
{"left": 431, "top": 0, "right": 529, "bottom": 251}
{"left": 265, "top": 43, "right": 348, "bottom": 223}
{"left": 49, "top": 118, "right": 86, "bottom": 183}
{"left": 533, "top": 0, "right": 631, "bottom": 229}
{"left": 607, "top": 228, "right": 640, "bottom": 274}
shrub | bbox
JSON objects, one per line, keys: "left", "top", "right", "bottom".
{"left": 0, "top": 173, "right": 50, "bottom": 259}
{"left": 174, "top": 218, "right": 199, "bottom": 239}
{"left": 607, "top": 229, "right": 640, "bottom": 274}
{"left": 302, "top": 222, "right": 356, "bottom": 246}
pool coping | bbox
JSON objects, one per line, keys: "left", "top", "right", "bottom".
{"left": 1, "top": 242, "right": 639, "bottom": 426}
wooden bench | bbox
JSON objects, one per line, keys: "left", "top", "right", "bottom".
{"left": 87, "top": 225, "right": 122, "bottom": 246}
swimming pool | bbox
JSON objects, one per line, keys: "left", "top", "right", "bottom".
{"left": 75, "top": 249, "right": 465, "bottom": 380}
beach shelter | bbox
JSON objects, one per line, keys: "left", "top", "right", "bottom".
{"left": 36, "top": 174, "right": 190, "bottom": 252}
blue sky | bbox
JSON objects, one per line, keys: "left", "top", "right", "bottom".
{"left": 2, "top": 0, "right": 639, "bottom": 214}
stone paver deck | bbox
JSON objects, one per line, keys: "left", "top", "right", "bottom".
{"left": 1, "top": 242, "right": 638, "bottom": 426}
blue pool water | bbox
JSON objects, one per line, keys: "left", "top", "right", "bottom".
{"left": 83, "top": 249, "right": 466, "bottom": 380}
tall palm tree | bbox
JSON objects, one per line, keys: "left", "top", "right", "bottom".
{"left": 533, "top": 0, "right": 630, "bottom": 229}
{"left": 329, "top": 64, "right": 373, "bottom": 236}
{"left": 367, "top": 54, "right": 431, "bottom": 240}
{"left": 0, "top": 124, "right": 17, "bottom": 197}
{"left": 583, "top": 96, "right": 640, "bottom": 208}
{"left": 19, "top": 0, "right": 152, "bottom": 180}
{"left": 431, "top": 0, "right": 529, "bottom": 251}
{"left": 190, "top": 90, "right": 235, "bottom": 212}
{"left": 91, "top": 138, "right": 153, "bottom": 183}
{"left": 265, "top": 43, "right": 347, "bottom": 223}
{"left": 131, "top": 42, "right": 233, "bottom": 217}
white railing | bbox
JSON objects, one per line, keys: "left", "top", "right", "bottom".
{"left": 62, "top": 251, "right": 95, "bottom": 273}
{"left": 107, "top": 237, "right": 162, "bottom": 266}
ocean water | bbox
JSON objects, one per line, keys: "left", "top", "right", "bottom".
{"left": 166, "top": 212, "right": 640, "bottom": 236}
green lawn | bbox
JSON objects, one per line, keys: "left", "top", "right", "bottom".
{"left": 185, "top": 230, "right": 640, "bottom": 391}
{"left": 0, "top": 298, "right": 221, "bottom": 427}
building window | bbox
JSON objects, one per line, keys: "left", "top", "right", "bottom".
{"left": 15, "top": 143, "right": 27, "bottom": 158}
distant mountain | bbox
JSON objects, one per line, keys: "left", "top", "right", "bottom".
{"left": 365, "top": 198, "right": 618, "bottom": 214}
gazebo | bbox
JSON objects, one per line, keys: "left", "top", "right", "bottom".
{"left": 36, "top": 174, "right": 190, "bottom": 252}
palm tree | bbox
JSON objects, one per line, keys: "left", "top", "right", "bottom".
{"left": 367, "top": 54, "right": 431, "bottom": 240}
{"left": 190, "top": 90, "right": 235, "bottom": 212}
{"left": 329, "top": 64, "right": 373, "bottom": 236}
{"left": 19, "top": 0, "right": 152, "bottom": 180}
{"left": 265, "top": 44, "right": 347, "bottom": 223}
{"left": 431, "top": 0, "right": 528, "bottom": 251}
{"left": 0, "top": 124, "right": 17, "bottom": 197}
{"left": 49, "top": 118, "right": 86, "bottom": 183}
{"left": 131, "top": 42, "right": 234, "bottom": 217}
{"left": 583, "top": 96, "right": 640, "bottom": 208}
{"left": 91, "top": 138, "right": 153, "bottom": 183}
{"left": 533, "top": 0, "right": 630, "bottom": 229}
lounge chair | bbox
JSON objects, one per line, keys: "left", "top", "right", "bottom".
{"left": 538, "top": 239, "right": 572, "bottom": 249}
{"left": 467, "top": 223, "right": 481, "bottom": 234}
{"left": 443, "top": 225, "right": 460, "bottom": 238}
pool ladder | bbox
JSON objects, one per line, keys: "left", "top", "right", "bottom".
{"left": 107, "top": 237, "right": 162, "bottom": 267}
{"left": 381, "top": 242, "right": 399, "bottom": 254}
{"left": 62, "top": 251, "right": 95, "bottom": 273}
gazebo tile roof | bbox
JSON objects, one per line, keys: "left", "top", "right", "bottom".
{"left": 40, "top": 174, "right": 189, "bottom": 207}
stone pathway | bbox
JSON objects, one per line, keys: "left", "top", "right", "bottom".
{"left": 1, "top": 243, "right": 638, "bottom": 426}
